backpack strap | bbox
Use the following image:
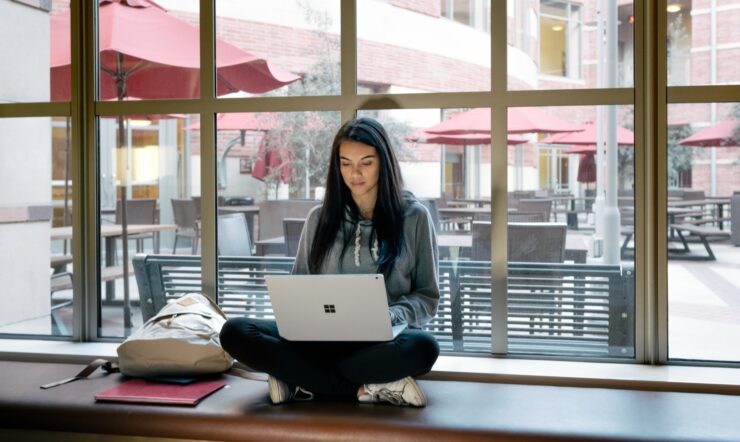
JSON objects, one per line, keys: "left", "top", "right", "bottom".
{"left": 40, "top": 358, "right": 119, "bottom": 389}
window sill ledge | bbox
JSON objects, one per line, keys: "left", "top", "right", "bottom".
{"left": 2, "top": 339, "right": 740, "bottom": 395}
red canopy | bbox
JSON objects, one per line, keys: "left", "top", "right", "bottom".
{"left": 541, "top": 120, "right": 635, "bottom": 146}
{"left": 50, "top": 0, "right": 299, "bottom": 101}
{"left": 563, "top": 144, "right": 598, "bottom": 154}
{"left": 186, "top": 113, "right": 281, "bottom": 131}
{"left": 508, "top": 107, "right": 584, "bottom": 134}
{"left": 562, "top": 144, "right": 631, "bottom": 154}
{"left": 678, "top": 119, "right": 740, "bottom": 148}
{"left": 423, "top": 107, "right": 582, "bottom": 135}
{"left": 407, "top": 131, "right": 528, "bottom": 145}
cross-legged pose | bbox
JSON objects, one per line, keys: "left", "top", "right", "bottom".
{"left": 220, "top": 117, "right": 440, "bottom": 407}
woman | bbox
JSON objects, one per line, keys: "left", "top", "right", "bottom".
{"left": 220, "top": 117, "right": 440, "bottom": 407}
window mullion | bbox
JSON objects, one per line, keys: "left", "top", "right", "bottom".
{"left": 341, "top": 0, "right": 358, "bottom": 122}
{"left": 490, "top": 0, "right": 508, "bottom": 355}
{"left": 81, "top": 0, "right": 99, "bottom": 341}
{"left": 199, "top": 0, "right": 217, "bottom": 303}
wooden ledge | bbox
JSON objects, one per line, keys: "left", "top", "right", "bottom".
{"left": 2, "top": 360, "right": 740, "bottom": 441}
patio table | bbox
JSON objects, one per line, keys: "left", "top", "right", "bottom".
{"left": 438, "top": 233, "right": 588, "bottom": 263}
{"left": 51, "top": 223, "right": 176, "bottom": 328}
{"left": 668, "top": 199, "right": 731, "bottom": 229}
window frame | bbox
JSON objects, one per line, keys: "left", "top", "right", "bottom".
{"left": 2, "top": 0, "right": 740, "bottom": 372}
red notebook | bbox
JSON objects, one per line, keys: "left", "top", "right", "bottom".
{"left": 95, "top": 379, "right": 226, "bottom": 406}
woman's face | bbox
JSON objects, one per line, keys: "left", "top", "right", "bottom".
{"left": 338, "top": 140, "right": 380, "bottom": 202}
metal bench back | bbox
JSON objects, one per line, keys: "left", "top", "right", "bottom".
{"left": 134, "top": 255, "right": 633, "bottom": 357}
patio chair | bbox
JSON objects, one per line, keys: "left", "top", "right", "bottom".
{"left": 115, "top": 198, "right": 158, "bottom": 253}
{"left": 508, "top": 212, "right": 547, "bottom": 222}
{"left": 418, "top": 199, "right": 441, "bottom": 232}
{"left": 507, "top": 191, "right": 536, "bottom": 210}
{"left": 192, "top": 195, "right": 226, "bottom": 215}
{"left": 171, "top": 198, "right": 200, "bottom": 254}
{"left": 682, "top": 190, "right": 705, "bottom": 201}
{"left": 258, "top": 200, "right": 319, "bottom": 240}
{"left": 217, "top": 213, "right": 252, "bottom": 257}
{"left": 731, "top": 194, "right": 740, "bottom": 246}
{"left": 508, "top": 222, "right": 567, "bottom": 263}
{"left": 50, "top": 271, "right": 73, "bottom": 335}
{"left": 470, "top": 221, "right": 492, "bottom": 260}
{"left": 471, "top": 221, "right": 567, "bottom": 263}
{"left": 668, "top": 188, "right": 684, "bottom": 199}
{"left": 283, "top": 218, "right": 306, "bottom": 257}
{"left": 517, "top": 198, "right": 553, "bottom": 222}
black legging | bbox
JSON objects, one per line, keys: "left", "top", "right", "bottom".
{"left": 220, "top": 317, "right": 440, "bottom": 399}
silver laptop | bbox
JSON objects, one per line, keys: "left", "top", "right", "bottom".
{"left": 265, "top": 274, "right": 407, "bottom": 341}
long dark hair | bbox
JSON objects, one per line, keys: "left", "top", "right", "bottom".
{"left": 309, "top": 117, "right": 407, "bottom": 275}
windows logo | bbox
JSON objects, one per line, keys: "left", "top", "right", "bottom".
{"left": 323, "top": 304, "right": 336, "bottom": 314}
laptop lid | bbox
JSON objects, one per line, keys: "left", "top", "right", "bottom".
{"left": 266, "top": 274, "right": 406, "bottom": 342}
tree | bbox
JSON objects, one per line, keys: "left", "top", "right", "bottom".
{"left": 667, "top": 125, "right": 694, "bottom": 187}
{"left": 258, "top": 1, "right": 413, "bottom": 199}
{"left": 728, "top": 103, "right": 740, "bottom": 146}
{"left": 667, "top": 12, "right": 690, "bottom": 86}
{"left": 619, "top": 108, "right": 695, "bottom": 189}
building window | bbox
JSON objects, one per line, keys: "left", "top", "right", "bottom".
{"left": 440, "top": 0, "right": 491, "bottom": 32}
{"left": 539, "top": 0, "right": 581, "bottom": 78}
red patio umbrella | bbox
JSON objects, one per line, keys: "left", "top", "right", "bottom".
{"left": 508, "top": 107, "right": 584, "bottom": 134}
{"left": 562, "top": 144, "right": 631, "bottom": 154}
{"left": 186, "top": 113, "right": 281, "bottom": 131}
{"left": 541, "top": 120, "right": 635, "bottom": 145}
{"left": 424, "top": 107, "right": 582, "bottom": 135}
{"left": 406, "top": 131, "right": 528, "bottom": 145}
{"left": 678, "top": 119, "right": 739, "bottom": 147}
{"left": 50, "top": 0, "right": 299, "bottom": 101}
{"left": 49, "top": 0, "right": 300, "bottom": 331}
{"left": 576, "top": 153, "right": 597, "bottom": 183}
{"left": 186, "top": 113, "right": 284, "bottom": 188}
{"left": 251, "top": 138, "right": 293, "bottom": 184}
{"left": 563, "top": 144, "right": 598, "bottom": 154}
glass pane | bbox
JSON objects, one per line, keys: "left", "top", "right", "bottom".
{"left": 215, "top": 0, "right": 338, "bottom": 97}
{"left": 208, "top": 111, "right": 341, "bottom": 317}
{"left": 358, "top": 1, "right": 491, "bottom": 94}
{"left": 361, "top": 108, "right": 493, "bottom": 353}
{"left": 453, "top": 0, "right": 472, "bottom": 26}
{"left": 506, "top": 105, "right": 636, "bottom": 358}
{"left": 0, "top": 117, "right": 73, "bottom": 336}
{"left": 509, "top": 0, "right": 634, "bottom": 89}
{"left": 0, "top": 1, "right": 68, "bottom": 102}
{"left": 667, "top": 1, "right": 739, "bottom": 86}
{"left": 98, "top": 0, "right": 200, "bottom": 101}
{"left": 98, "top": 113, "right": 197, "bottom": 338}
{"left": 667, "top": 102, "right": 740, "bottom": 362}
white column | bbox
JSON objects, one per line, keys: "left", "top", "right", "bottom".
{"left": 603, "top": 0, "right": 622, "bottom": 264}
{"left": 593, "top": 1, "right": 606, "bottom": 251}
{"left": 709, "top": 0, "right": 717, "bottom": 196}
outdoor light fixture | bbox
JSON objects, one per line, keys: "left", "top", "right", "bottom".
{"left": 667, "top": 3, "right": 682, "bottom": 13}
{"left": 552, "top": 24, "right": 564, "bottom": 31}
{"left": 128, "top": 119, "right": 153, "bottom": 127}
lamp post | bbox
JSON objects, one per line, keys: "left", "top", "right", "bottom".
{"left": 602, "top": 0, "right": 622, "bottom": 264}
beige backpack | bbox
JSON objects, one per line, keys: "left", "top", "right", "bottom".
{"left": 117, "top": 293, "right": 234, "bottom": 377}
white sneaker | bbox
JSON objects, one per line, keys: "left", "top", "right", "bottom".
{"left": 359, "top": 376, "right": 427, "bottom": 407}
{"left": 267, "top": 375, "right": 314, "bottom": 405}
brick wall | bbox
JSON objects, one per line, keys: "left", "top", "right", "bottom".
{"left": 391, "top": 0, "right": 440, "bottom": 17}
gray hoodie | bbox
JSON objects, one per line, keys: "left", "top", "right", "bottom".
{"left": 291, "top": 199, "right": 439, "bottom": 328}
